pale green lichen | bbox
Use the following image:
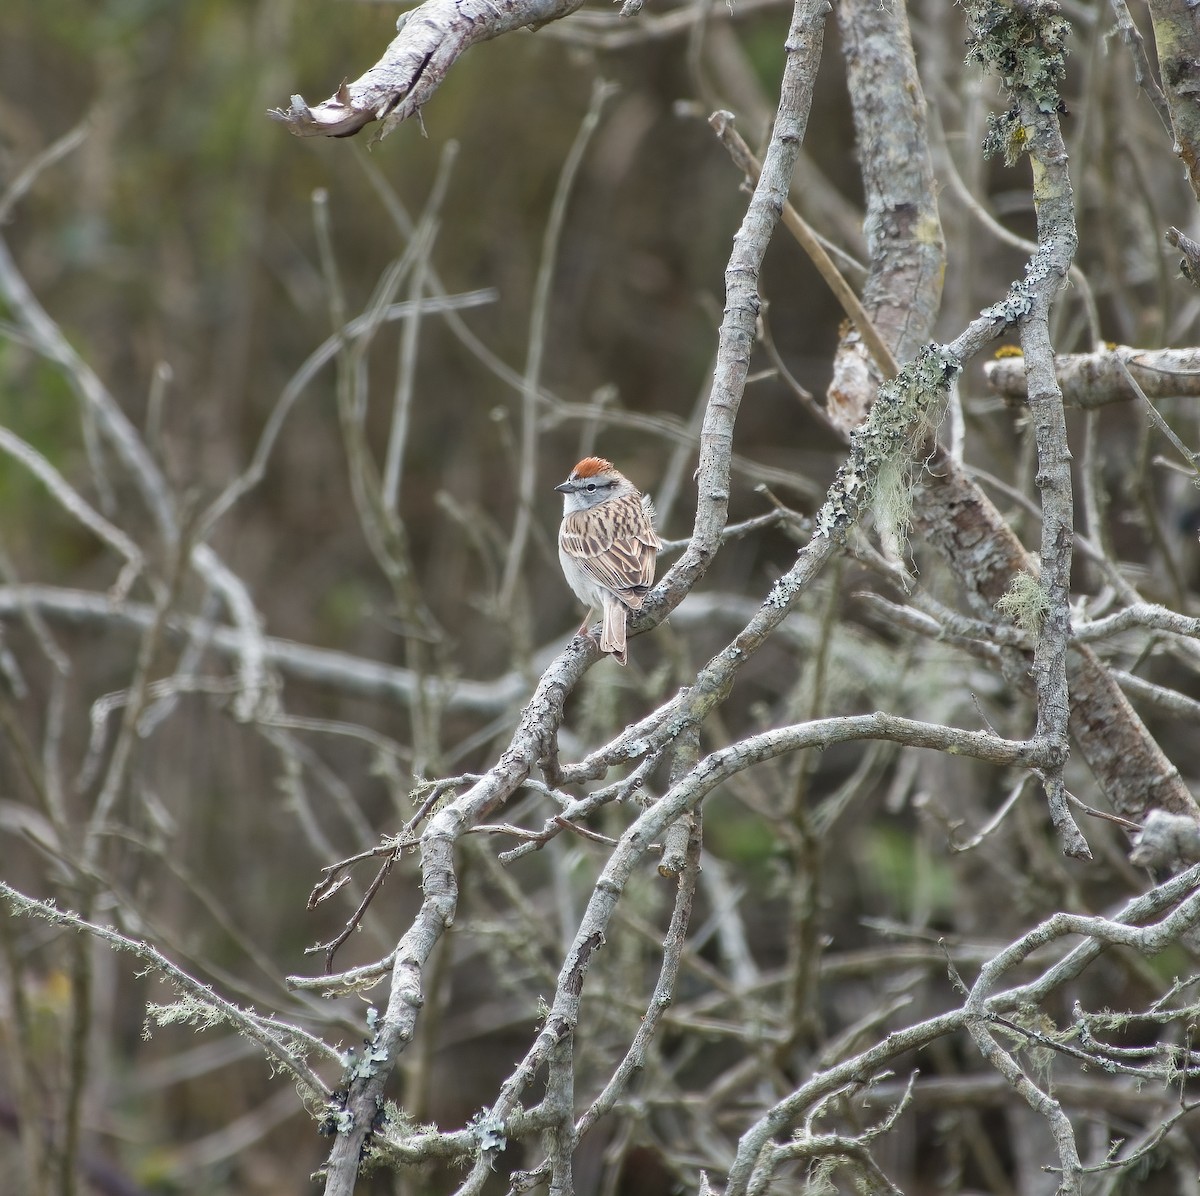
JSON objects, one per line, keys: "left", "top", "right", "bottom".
{"left": 815, "top": 343, "right": 960, "bottom": 547}
{"left": 143, "top": 994, "right": 226, "bottom": 1036}
{"left": 995, "top": 571, "right": 1050, "bottom": 639}
{"left": 801, "top": 1159, "right": 838, "bottom": 1194}
{"left": 873, "top": 453, "right": 915, "bottom": 559}
{"left": 863, "top": 354, "right": 947, "bottom": 556}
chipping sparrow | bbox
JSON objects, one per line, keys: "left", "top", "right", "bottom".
{"left": 556, "top": 456, "right": 662, "bottom": 665}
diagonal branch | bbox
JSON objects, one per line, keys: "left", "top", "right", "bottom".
{"left": 0, "top": 883, "right": 334, "bottom": 1101}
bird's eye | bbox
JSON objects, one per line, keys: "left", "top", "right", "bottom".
{"left": 586, "top": 483, "right": 597, "bottom": 492}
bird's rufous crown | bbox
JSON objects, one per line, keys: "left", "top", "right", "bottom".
{"left": 570, "top": 456, "right": 614, "bottom": 478}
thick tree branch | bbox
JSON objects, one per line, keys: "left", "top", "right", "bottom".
{"left": 1146, "top": 0, "right": 1200, "bottom": 203}
{"left": 827, "top": 0, "right": 944, "bottom": 431}
{"left": 1131, "top": 809, "right": 1200, "bottom": 869}
{"left": 1014, "top": 96, "right": 1080, "bottom": 858}
{"left": 913, "top": 459, "right": 1198, "bottom": 822}
{"left": 984, "top": 345, "right": 1200, "bottom": 406}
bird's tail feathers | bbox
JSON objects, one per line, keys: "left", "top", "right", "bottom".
{"left": 601, "top": 597, "right": 629, "bottom": 665}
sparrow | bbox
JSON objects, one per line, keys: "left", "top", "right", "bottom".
{"left": 555, "top": 456, "right": 662, "bottom": 665}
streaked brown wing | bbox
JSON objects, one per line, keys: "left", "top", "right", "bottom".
{"left": 560, "top": 495, "right": 660, "bottom": 603}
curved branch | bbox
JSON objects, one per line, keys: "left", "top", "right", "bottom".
{"left": 270, "top": 0, "right": 590, "bottom": 140}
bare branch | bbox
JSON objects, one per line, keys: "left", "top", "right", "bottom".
{"left": 984, "top": 346, "right": 1200, "bottom": 407}
{"left": 1146, "top": 0, "right": 1200, "bottom": 202}
{"left": 270, "top": 0, "right": 592, "bottom": 140}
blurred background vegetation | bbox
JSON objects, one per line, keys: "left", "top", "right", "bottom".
{"left": 5, "top": 0, "right": 1200, "bottom": 1193}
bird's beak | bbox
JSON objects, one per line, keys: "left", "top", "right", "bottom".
{"left": 554, "top": 479, "right": 574, "bottom": 494}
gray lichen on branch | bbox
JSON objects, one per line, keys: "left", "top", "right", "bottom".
{"left": 814, "top": 343, "right": 960, "bottom": 545}
{"left": 965, "top": 0, "right": 1070, "bottom": 164}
